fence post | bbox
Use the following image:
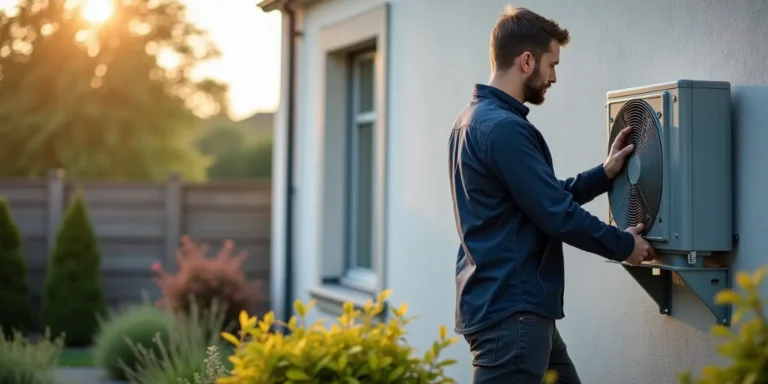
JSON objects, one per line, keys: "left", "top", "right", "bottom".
{"left": 46, "top": 169, "right": 65, "bottom": 253}
{"left": 165, "top": 171, "right": 182, "bottom": 269}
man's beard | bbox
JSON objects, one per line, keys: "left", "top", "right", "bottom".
{"left": 523, "top": 68, "right": 550, "bottom": 105}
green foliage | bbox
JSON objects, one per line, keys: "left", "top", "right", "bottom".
{"left": 180, "top": 345, "right": 230, "bottom": 384}
{"left": 94, "top": 300, "right": 173, "bottom": 380}
{"left": 42, "top": 189, "right": 106, "bottom": 346}
{"left": 152, "top": 236, "right": 262, "bottom": 332}
{"left": 0, "top": 196, "right": 30, "bottom": 337}
{"left": 678, "top": 266, "right": 768, "bottom": 384}
{"left": 197, "top": 124, "right": 248, "bottom": 156}
{"left": 240, "top": 137, "right": 273, "bottom": 180}
{"left": 0, "top": 0, "right": 227, "bottom": 181}
{"left": 219, "top": 289, "right": 459, "bottom": 384}
{"left": 0, "top": 329, "right": 63, "bottom": 384}
{"left": 197, "top": 123, "right": 272, "bottom": 180}
{"left": 205, "top": 138, "right": 272, "bottom": 180}
{"left": 122, "top": 299, "right": 230, "bottom": 384}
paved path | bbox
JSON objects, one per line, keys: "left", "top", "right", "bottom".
{"left": 55, "top": 368, "right": 128, "bottom": 384}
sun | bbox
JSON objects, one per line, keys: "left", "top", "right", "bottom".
{"left": 80, "top": 0, "right": 114, "bottom": 24}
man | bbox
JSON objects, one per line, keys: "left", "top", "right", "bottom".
{"left": 448, "top": 6, "right": 655, "bottom": 384}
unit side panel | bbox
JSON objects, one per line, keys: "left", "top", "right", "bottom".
{"left": 691, "top": 87, "right": 733, "bottom": 251}
{"left": 656, "top": 89, "right": 679, "bottom": 251}
{"left": 653, "top": 88, "right": 683, "bottom": 251}
{"left": 671, "top": 87, "right": 694, "bottom": 251}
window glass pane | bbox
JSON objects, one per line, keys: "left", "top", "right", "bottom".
{"left": 357, "top": 56, "right": 375, "bottom": 114}
{"left": 354, "top": 122, "right": 374, "bottom": 269}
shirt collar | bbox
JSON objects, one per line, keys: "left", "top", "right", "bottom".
{"left": 472, "top": 84, "right": 530, "bottom": 118}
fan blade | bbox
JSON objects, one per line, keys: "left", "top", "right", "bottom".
{"left": 626, "top": 185, "right": 646, "bottom": 227}
{"left": 609, "top": 170, "right": 632, "bottom": 229}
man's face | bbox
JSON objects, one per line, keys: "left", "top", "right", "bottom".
{"left": 523, "top": 41, "right": 560, "bottom": 105}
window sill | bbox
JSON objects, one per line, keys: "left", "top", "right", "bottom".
{"left": 307, "top": 283, "right": 387, "bottom": 319}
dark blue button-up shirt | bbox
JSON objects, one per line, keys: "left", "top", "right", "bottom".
{"left": 449, "top": 84, "right": 635, "bottom": 335}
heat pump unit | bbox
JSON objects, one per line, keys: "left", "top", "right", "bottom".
{"left": 605, "top": 80, "right": 734, "bottom": 325}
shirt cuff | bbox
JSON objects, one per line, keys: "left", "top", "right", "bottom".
{"left": 610, "top": 230, "right": 636, "bottom": 262}
{"left": 583, "top": 164, "right": 612, "bottom": 195}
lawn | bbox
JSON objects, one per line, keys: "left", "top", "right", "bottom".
{"left": 58, "top": 348, "right": 95, "bottom": 367}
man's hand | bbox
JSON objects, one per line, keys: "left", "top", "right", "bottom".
{"left": 623, "top": 223, "right": 655, "bottom": 265}
{"left": 603, "top": 125, "right": 635, "bottom": 179}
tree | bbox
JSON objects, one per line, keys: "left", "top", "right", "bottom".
{"left": 0, "top": 196, "right": 30, "bottom": 337}
{"left": 197, "top": 123, "right": 273, "bottom": 180}
{"left": 197, "top": 123, "right": 248, "bottom": 157}
{"left": 0, "top": 0, "right": 227, "bottom": 181}
{"left": 42, "top": 189, "right": 106, "bottom": 346}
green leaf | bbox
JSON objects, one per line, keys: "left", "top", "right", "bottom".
{"left": 286, "top": 369, "right": 310, "bottom": 381}
{"left": 714, "top": 289, "right": 741, "bottom": 305}
{"left": 437, "top": 359, "right": 458, "bottom": 368}
{"left": 388, "top": 366, "right": 405, "bottom": 382}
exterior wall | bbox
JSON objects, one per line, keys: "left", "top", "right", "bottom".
{"left": 280, "top": 0, "right": 768, "bottom": 382}
{"left": 0, "top": 173, "right": 272, "bottom": 325}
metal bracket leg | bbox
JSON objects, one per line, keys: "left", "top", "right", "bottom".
{"left": 675, "top": 268, "right": 732, "bottom": 326}
{"left": 608, "top": 260, "right": 732, "bottom": 326}
{"left": 621, "top": 264, "right": 671, "bottom": 315}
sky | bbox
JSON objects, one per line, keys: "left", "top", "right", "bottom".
{"left": 182, "top": 0, "right": 282, "bottom": 120}
{"left": 0, "top": 0, "right": 283, "bottom": 121}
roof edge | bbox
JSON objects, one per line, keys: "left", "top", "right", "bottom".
{"left": 257, "top": 0, "right": 323, "bottom": 12}
{"left": 257, "top": 0, "right": 283, "bottom": 12}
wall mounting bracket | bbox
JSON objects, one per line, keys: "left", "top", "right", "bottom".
{"left": 606, "top": 261, "right": 732, "bottom": 326}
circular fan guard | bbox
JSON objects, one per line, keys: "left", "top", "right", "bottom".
{"left": 608, "top": 99, "right": 663, "bottom": 233}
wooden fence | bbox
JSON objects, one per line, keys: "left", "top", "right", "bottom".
{"left": 0, "top": 170, "right": 271, "bottom": 327}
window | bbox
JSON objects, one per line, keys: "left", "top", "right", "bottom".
{"left": 344, "top": 51, "right": 377, "bottom": 292}
{"left": 308, "top": 4, "right": 388, "bottom": 315}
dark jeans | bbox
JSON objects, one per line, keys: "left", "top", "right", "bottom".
{"left": 463, "top": 311, "right": 581, "bottom": 384}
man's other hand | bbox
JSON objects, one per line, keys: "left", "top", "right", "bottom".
{"left": 604, "top": 125, "right": 635, "bottom": 179}
{"left": 623, "top": 223, "right": 655, "bottom": 265}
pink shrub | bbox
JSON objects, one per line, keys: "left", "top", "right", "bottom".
{"left": 151, "top": 235, "right": 263, "bottom": 329}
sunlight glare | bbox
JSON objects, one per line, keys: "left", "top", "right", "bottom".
{"left": 80, "top": 0, "right": 114, "bottom": 24}
{"left": 0, "top": 0, "right": 20, "bottom": 17}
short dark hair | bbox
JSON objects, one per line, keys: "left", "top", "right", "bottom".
{"left": 489, "top": 6, "right": 570, "bottom": 71}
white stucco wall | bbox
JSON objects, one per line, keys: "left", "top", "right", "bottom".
{"left": 273, "top": 0, "right": 768, "bottom": 382}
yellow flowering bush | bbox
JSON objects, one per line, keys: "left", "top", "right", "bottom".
{"left": 217, "top": 289, "right": 459, "bottom": 383}
{"left": 678, "top": 265, "right": 768, "bottom": 384}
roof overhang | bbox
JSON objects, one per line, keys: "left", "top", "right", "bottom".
{"left": 257, "top": 0, "right": 324, "bottom": 12}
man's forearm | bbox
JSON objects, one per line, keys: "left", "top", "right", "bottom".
{"left": 559, "top": 164, "right": 612, "bottom": 205}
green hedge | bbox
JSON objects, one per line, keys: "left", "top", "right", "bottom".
{"left": 42, "top": 189, "right": 106, "bottom": 346}
{"left": 0, "top": 196, "right": 30, "bottom": 337}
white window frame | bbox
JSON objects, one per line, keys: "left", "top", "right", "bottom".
{"left": 343, "top": 50, "right": 378, "bottom": 292}
{"left": 309, "top": 4, "right": 389, "bottom": 314}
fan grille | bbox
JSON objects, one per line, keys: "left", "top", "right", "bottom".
{"left": 608, "top": 99, "right": 663, "bottom": 233}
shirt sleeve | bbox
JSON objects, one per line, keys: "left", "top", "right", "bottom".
{"left": 485, "top": 118, "right": 634, "bottom": 262}
{"left": 559, "top": 164, "right": 612, "bottom": 205}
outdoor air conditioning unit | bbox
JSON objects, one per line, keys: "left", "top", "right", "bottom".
{"left": 605, "top": 80, "right": 734, "bottom": 326}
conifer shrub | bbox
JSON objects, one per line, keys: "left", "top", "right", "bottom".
{"left": 152, "top": 236, "right": 261, "bottom": 331}
{"left": 218, "top": 289, "right": 459, "bottom": 384}
{"left": 0, "top": 196, "right": 30, "bottom": 338}
{"left": 42, "top": 189, "right": 106, "bottom": 346}
{"left": 678, "top": 265, "right": 768, "bottom": 384}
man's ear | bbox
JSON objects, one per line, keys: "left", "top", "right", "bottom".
{"left": 519, "top": 52, "right": 535, "bottom": 74}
